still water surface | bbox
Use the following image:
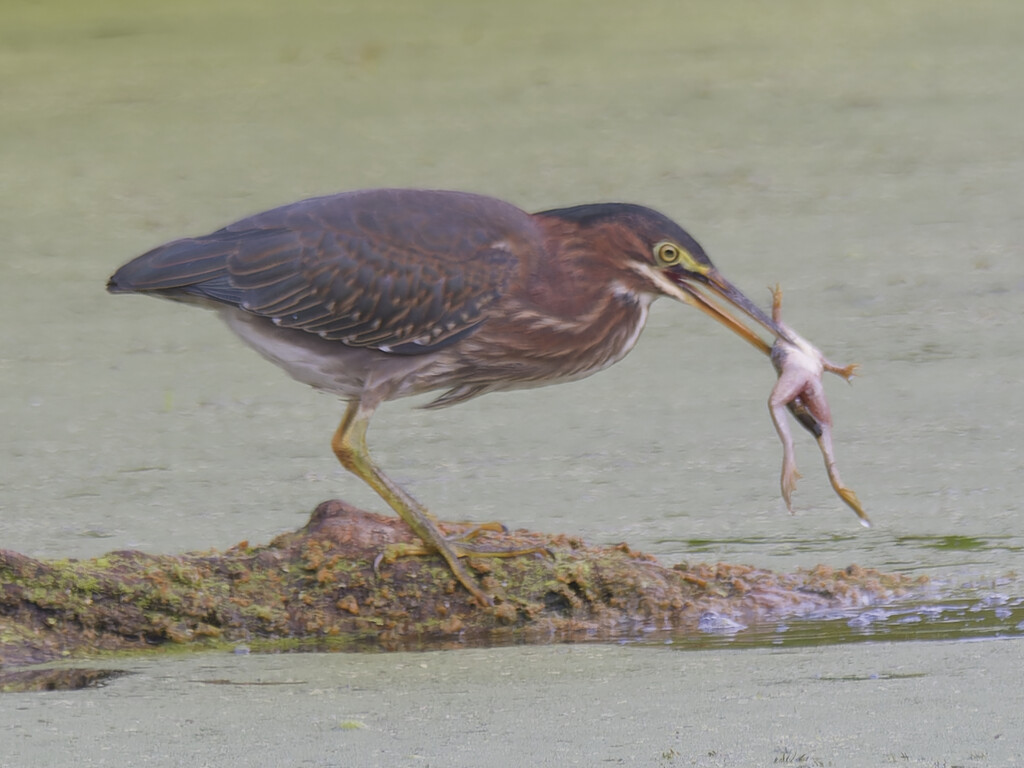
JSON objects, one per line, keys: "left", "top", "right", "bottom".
{"left": 2, "top": 1, "right": 1023, "bottom": 764}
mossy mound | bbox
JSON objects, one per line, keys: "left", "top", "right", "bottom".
{"left": 1, "top": 500, "right": 922, "bottom": 672}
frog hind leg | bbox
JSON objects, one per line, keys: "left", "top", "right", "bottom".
{"left": 769, "top": 398, "right": 801, "bottom": 514}
{"left": 815, "top": 426, "right": 871, "bottom": 527}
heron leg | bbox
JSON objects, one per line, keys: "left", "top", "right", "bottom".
{"left": 331, "top": 400, "right": 545, "bottom": 605}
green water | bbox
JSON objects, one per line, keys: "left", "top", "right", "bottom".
{"left": 2, "top": 1, "right": 1024, "bottom": 764}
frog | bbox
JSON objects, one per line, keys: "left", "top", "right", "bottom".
{"left": 768, "top": 285, "right": 870, "bottom": 527}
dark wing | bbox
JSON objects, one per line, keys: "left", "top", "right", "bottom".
{"left": 108, "top": 189, "right": 537, "bottom": 354}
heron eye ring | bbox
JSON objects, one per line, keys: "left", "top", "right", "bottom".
{"left": 654, "top": 241, "right": 682, "bottom": 266}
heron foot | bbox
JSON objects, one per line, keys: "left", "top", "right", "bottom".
{"left": 372, "top": 532, "right": 552, "bottom": 596}
{"left": 440, "top": 520, "right": 509, "bottom": 540}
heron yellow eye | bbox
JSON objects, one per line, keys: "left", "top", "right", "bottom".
{"left": 653, "top": 240, "right": 710, "bottom": 274}
{"left": 654, "top": 241, "right": 682, "bottom": 266}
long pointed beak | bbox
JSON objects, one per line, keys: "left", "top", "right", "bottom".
{"left": 670, "top": 269, "right": 790, "bottom": 356}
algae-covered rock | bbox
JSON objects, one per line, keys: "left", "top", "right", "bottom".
{"left": 0, "top": 500, "right": 922, "bottom": 671}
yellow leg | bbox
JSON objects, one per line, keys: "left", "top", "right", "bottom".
{"left": 331, "top": 400, "right": 544, "bottom": 605}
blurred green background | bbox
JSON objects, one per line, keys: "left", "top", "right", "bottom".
{"left": 2, "top": 2, "right": 1024, "bottom": 764}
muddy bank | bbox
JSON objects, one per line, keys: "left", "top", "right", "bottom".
{"left": 0, "top": 500, "right": 924, "bottom": 675}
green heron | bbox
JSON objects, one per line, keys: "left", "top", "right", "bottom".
{"left": 108, "top": 188, "right": 792, "bottom": 605}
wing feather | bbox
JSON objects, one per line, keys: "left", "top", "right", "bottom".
{"left": 108, "top": 189, "right": 538, "bottom": 354}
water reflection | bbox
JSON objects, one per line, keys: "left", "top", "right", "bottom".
{"left": 652, "top": 590, "right": 1024, "bottom": 652}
